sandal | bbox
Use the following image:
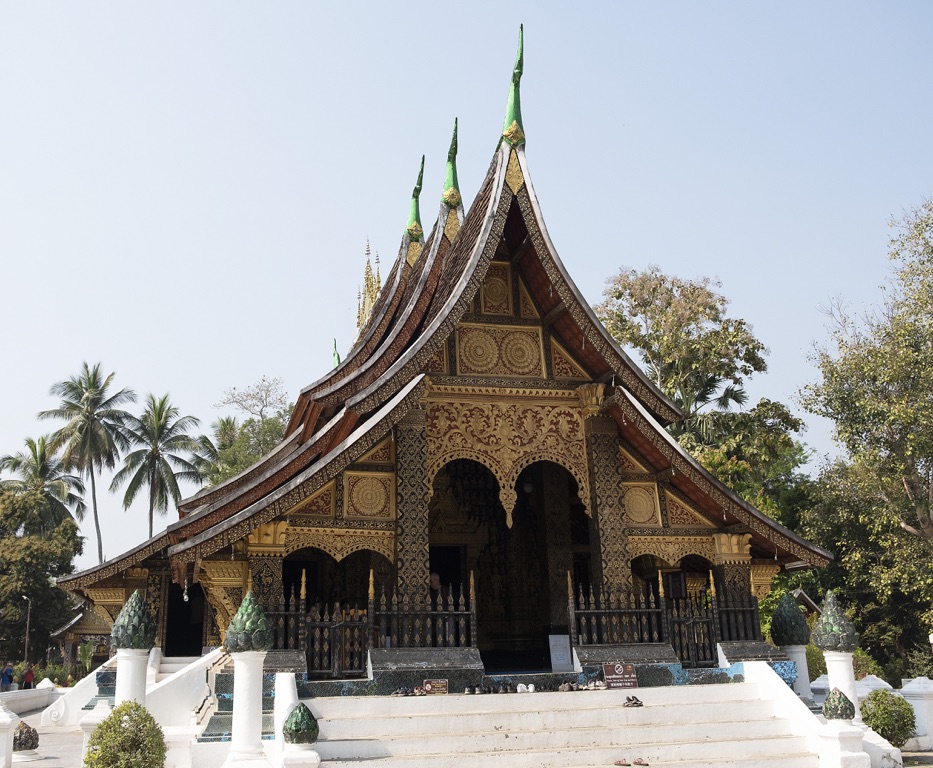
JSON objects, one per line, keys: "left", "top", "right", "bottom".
{"left": 613, "top": 761, "right": 630, "bottom": 766}
{"left": 633, "top": 760, "right": 649, "bottom": 766}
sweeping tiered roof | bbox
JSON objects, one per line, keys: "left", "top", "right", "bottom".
{"left": 59, "top": 28, "right": 830, "bottom": 591}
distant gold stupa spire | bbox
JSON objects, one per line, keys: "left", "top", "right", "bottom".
{"left": 356, "top": 239, "right": 382, "bottom": 332}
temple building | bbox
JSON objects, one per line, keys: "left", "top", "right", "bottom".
{"left": 58, "top": 29, "right": 830, "bottom": 675}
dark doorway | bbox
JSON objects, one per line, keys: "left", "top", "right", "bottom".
{"left": 164, "top": 582, "right": 205, "bottom": 657}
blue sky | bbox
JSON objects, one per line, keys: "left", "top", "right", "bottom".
{"left": 3, "top": 2, "right": 932, "bottom": 571}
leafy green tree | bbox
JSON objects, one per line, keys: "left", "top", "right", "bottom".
{"left": 803, "top": 201, "right": 933, "bottom": 540}
{"left": 39, "top": 363, "right": 136, "bottom": 563}
{"left": 0, "top": 490, "right": 82, "bottom": 662}
{"left": 111, "top": 394, "right": 200, "bottom": 538}
{"left": 193, "top": 378, "right": 291, "bottom": 486}
{"left": 596, "top": 266, "right": 767, "bottom": 441}
{"left": 0, "top": 436, "right": 86, "bottom": 532}
{"left": 595, "top": 266, "right": 808, "bottom": 517}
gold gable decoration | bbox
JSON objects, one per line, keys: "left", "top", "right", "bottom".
{"left": 247, "top": 520, "right": 288, "bottom": 556}
{"left": 286, "top": 481, "right": 336, "bottom": 520}
{"left": 456, "top": 323, "right": 545, "bottom": 378}
{"left": 424, "top": 388, "right": 590, "bottom": 528}
{"left": 551, "top": 339, "right": 589, "bottom": 381}
{"left": 664, "top": 491, "right": 715, "bottom": 528}
{"left": 343, "top": 472, "right": 396, "bottom": 521}
{"left": 480, "top": 262, "right": 513, "bottom": 316}
{"left": 505, "top": 149, "right": 524, "bottom": 194}
{"left": 623, "top": 484, "right": 661, "bottom": 526}
{"left": 518, "top": 278, "right": 539, "bottom": 320}
{"left": 359, "top": 437, "right": 394, "bottom": 465}
{"left": 619, "top": 447, "right": 650, "bottom": 473}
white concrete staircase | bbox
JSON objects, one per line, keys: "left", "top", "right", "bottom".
{"left": 154, "top": 656, "right": 202, "bottom": 683}
{"left": 304, "top": 682, "right": 820, "bottom": 768}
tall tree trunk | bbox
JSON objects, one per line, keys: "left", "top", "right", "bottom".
{"left": 89, "top": 470, "right": 104, "bottom": 563}
{"left": 149, "top": 464, "right": 156, "bottom": 538}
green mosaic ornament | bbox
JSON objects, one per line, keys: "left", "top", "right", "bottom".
{"left": 406, "top": 156, "right": 425, "bottom": 242}
{"left": 442, "top": 119, "right": 461, "bottom": 208}
{"left": 770, "top": 592, "right": 811, "bottom": 647}
{"left": 223, "top": 591, "right": 273, "bottom": 652}
{"left": 812, "top": 591, "right": 858, "bottom": 653}
{"left": 111, "top": 589, "right": 156, "bottom": 650}
{"left": 13, "top": 721, "right": 39, "bottom": 751}
{"left": 501, "top": 25, "right": 525, "bottom": 146}
{"left": 823, "top": 687, "right": 856, "bottom": 720}
{"left": 283, "top": 703, "right": 319, "bottom": 744}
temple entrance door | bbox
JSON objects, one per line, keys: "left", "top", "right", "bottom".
{"left": 430, "top": 459, "right": 588, "bottom": 672}
{"left": 164, "top": 582, "right": 205, "bottom": 657}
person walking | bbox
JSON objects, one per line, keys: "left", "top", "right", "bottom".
{"left": 0, "top": 662, "right": 13, "bottom": 692}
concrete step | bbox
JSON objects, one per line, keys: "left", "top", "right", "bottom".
{"left": 306, "top": 682, "right": 819, "bottom": 768}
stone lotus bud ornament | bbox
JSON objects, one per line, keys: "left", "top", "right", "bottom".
{"left": 111, "top": 589, "right": 156, "bottom": 650}
{"left": 823, "top": 687, "right": 856, "bottom": 720}
{"left": 770, "top": 592, "right": 811, "bottom": 647}
{"left": 283, "top": 703, "right": 319, "bottom": 744}
{"left": 811, "top": 591, "right": 858, "bottom": 653}
{"left": 223, "top": 591, "right": 273, "bottom": 653}
{"left": 13, "top": 721, "right": 39, "bottom": 752}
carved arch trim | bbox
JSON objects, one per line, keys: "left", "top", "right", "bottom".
{"left": 627, "top": 535, "right": 716, "bottom": 566}
{"left": 424, "top": 395, "right": 590, "bottom": 528}
{"left": 283, "top": 527, "right": 395, "bottom": 564}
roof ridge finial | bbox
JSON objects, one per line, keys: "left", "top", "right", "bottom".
{"left": 442, "top": 118, "right": 462, "bottom": 208}
{"left": 406, "top": 155, "right": 425, "bottom": 242}
{"left": 502, "top": 25, "right": 525, "bottom": 147}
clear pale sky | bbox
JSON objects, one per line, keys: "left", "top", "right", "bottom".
{"left": 3, "top": 2, "right": 932, "bottom": 572}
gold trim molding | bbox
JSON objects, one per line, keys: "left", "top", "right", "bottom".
{"left": 628, "top": 535, "right": 716, "bottom": 565}
{"left": 284, "top": 527, "right": 395, "bottom": 563}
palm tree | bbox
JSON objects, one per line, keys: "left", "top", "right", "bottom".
{"left": 39, "top": 362, "right": 136, "bottom": 563}
{"left": 111, "top": 394, "right": 201, "bottom": 538}
{"left": 0, "top": 435, "right": 86, "bottom": 533}
{"left": 189, "top": 416, "right": 239, "bottom": 486}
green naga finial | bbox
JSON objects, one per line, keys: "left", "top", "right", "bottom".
{"left": 111, "top": 589, "right": 156, "bottom": 650}
{"left": 502, "top": 25, "right": 525, "bottom": 146}
{"left": 406, "top": 156, "right": 425, "bottom": 242}
{"left": 442, "top": 119, "right": 461, "bottom": 208}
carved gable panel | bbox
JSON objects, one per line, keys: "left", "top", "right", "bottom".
{"left": 518, "top": 278, "right": 539, "bottom": 319}
{"left": 286, "top": 481, "right": 335, "bottom": 522}
{"left": 480, "top": 262, "right": 513, "bottom": 316}
{"left": 551, "top": 339, "right": 589, "bottom": 381}
{"left": 623, "top": 483, "right": 661, "bottom": 526}
{"left": 664, "top": 491, "right": 715, "bottom": 528}
{"left": 359, "top": 437, "right": 394, "bottom": 465}
{"left": 456, "top": 323, "right": 545, "bottom": 378}
{"left": 343, "top": 471, "right": 396, "bottom": 521}
{"left": 619, "top": 447, "right": 650, "bottom": 473}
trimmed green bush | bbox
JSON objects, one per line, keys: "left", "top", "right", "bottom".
{"left": 84, "top": 701, "right": 166, "bottom": 768}
{"left": 861, "top": 689, "right": 915, "bottom": 748}
{"left": 852, "top": 648, "right": 883, "bottom": 680}
{"left": 806, "top": 643, "right": 827, "bottom": 681}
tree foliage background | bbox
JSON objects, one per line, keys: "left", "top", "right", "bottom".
{"left": 0, "top": 490, "right": 83, "bottom": 662}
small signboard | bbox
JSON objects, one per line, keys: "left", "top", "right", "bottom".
{"left": 602, "top": 662, "right": 638, "bottom": 689}
{"left": 423, "top": 679, "right": 449, "bottom": 695}
{"left": 548, "top": 634, "right": 574, "bottom": 673}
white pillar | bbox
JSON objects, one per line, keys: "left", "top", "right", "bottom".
{"left": 901, "top": 676, "right": 933, "bottom": 751}
{"left": 229, "top": 651, "right": 267, "bottom": 760}
{"left": 273, "top": 673, "right": 299, "bottom": 760}
{"left": 824, "top": 650, "right": 861, "bottom": 723}
{"left": 817, "top": 721, "right": 870, "bottom": 768}
{"left": 79, "top": 700, "right": 112, "bottom": 763}
{"left": 0, "top": 699, "right": 20, "bottom": 768}
{"left": 784, "top": 644, "right": 813, "bottom": 701}
{"left": 114, "top": 648, "right": 150, "bottom": 707}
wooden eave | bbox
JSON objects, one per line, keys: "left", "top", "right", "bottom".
{"left": 56, "top": 532, "right": 171, "bottom": 592}
{"left": 606, "top": 387, "right": 832, "bottom": 567}
{"left": 167, "top": 375, "right": 427, "bottom": 566}
{"left": 169, "top": 406, "right": 354, "bottom": 542}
